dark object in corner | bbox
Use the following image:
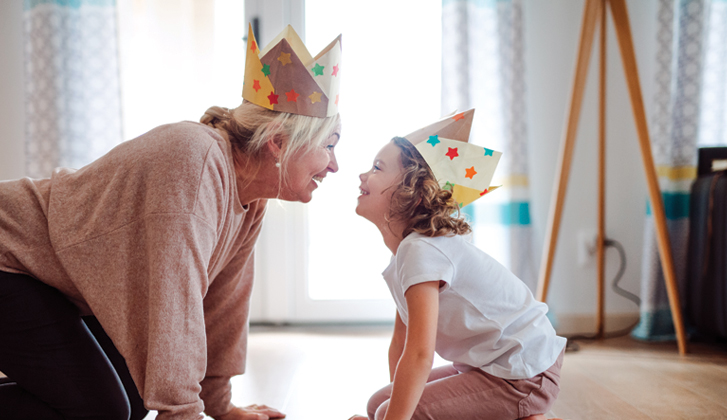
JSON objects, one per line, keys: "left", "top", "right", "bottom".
{"left": 687, "top": 147, "right": 727, "bottom": 340}
{"left": 697, "top": 147, "right": 727, "bottom": 176}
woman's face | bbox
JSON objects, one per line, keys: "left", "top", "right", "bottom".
{"left": 278, "top": 129, "right": 340, "bottom": 203}
{"left": 356, "top": 141, "right": 404, "bottom": 225}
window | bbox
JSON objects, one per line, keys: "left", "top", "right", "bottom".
{"left": 299, "top": 0, "right": 442, "bottom": 318}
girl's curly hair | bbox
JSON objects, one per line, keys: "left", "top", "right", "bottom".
{"left": 388, "top": 137, "right": 471, "bottom": 238}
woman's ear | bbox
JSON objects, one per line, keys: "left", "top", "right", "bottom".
{"left": 265, "top": 134, "right": 286, "bottom": 159}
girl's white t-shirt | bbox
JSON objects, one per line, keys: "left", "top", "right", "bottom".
{"left": 382, "top": 232, "right": 566, "bottom": 380}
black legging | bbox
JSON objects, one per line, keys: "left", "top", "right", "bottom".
{"left": 0, "top": 271, "right": 147, "bottom": 420}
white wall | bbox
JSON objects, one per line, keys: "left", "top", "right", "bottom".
{"left": 0, "top": 0, "right": 26, "bottom": 181}
{"left": 524, "top": 0, "right": 657, "bottom": 326}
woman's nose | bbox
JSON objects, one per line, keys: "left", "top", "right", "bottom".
{"left": 328, "top": 152, "right": 339, "bottom": 173}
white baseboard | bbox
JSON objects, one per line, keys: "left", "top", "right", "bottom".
{"left": 554, "top": 312, "right": 640, "bottom": 336}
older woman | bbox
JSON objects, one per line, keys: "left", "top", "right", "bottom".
{"left": 0, "top": 26, "right": 340, "bottom": 420}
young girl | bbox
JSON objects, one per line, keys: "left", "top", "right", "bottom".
{"left": 351, "top": 110, "right": 566, "bottom": 420}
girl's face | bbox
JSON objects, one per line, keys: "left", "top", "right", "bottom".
{"left": 278, "top": 129, "right": 340, "bottom": 203}
{"left": 356, "top": 141, "right": 404, "bottom": 225}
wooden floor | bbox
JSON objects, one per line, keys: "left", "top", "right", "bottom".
{"left": 553, "top": 334, "right": 727, "bottom": 419}
{"left": 206, "top": 325, "right": 727, "bottom": 420}
{"left": 4, "top": 324, "right": 727, "bottom": 419}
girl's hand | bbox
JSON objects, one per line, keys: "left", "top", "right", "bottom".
{"left": 347, "top": 416, "right": 368, "bottom": 420}
{"left": 214, "top": 404, "right": 286, "bottom": 420}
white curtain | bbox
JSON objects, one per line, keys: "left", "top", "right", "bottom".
{"left": 23, "top": 0, "right": 123, "bottom": 177}
{"left": 632, "top": 0, "right": 707, "bottom": 341}
{"left": 441, "top": 0, "right": 536, "bottom": 289}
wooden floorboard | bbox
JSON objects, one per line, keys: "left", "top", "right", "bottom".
{"left": 551, "top": 369, "right": 652, "bottom": 419}
{"left": 552, "top": 336, "right": 727, "bottom": 420}
{"left": 564, "top": 356, "right": 724, "bottom": 419}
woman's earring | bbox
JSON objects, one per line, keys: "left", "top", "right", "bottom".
{"left": 275, "top": 159, "right": 281, "bottom": 168}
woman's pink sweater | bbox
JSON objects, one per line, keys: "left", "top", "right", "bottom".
{"left": 0, "top": 121, "right": 267, "bottom": 419}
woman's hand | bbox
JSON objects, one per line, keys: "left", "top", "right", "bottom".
{"left": 214, "top": 404, "right": 286, "bottom": 420}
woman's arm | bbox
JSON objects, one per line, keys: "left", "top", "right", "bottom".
{"left": 201, "top": 201, "right": 269, "bottom": 418}
{"left": 383, "top": 281, "right": 440, "bottom": 420}
{"left": 388, "top": 311, "right": 407, "bottom": 382}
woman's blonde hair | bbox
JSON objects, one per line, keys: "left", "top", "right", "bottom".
{"left": 388, "top": 137, "right": 471, "bottom": 238}
{"left": 200, "top": 101, "right": 341, "bottom": 189}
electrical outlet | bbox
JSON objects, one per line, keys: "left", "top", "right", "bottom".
{"left": 577, "top": 228, "right": 599, "bottom": 266}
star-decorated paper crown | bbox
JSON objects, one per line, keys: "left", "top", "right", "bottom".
{"left": 242, "top": 24, "right": 341, "bottom": 118}
{"left": 403, "top": 109, "right": 502, "bottom": 208}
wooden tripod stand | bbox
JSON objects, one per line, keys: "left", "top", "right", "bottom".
{"left": 534, "top": 0, "right": 688, "bottom": 355}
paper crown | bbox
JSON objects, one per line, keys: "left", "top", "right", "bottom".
{"left": 403, "top": 109, "right": 502, "bottom": 208}
{"left": 242, "top": 24, "right": 341, "bottom": 118}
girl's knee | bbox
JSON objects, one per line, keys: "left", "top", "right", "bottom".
{"left": 373, "top": 399, "right": 389, "bottom": 420}
{"left": 366, "top": 385, "right": 391, "bottom": 419}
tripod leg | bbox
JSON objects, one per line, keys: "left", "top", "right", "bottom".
{"left": 608, "top": 0, "right": 688, "bottom": 355}
{"left": 597, "top": 0, "right": 607, "bottom": 339}
{"left": 536, "top": 0, "right": 603, "bottom": 302}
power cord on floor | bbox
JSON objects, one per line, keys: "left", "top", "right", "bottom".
{"left": 564, "top": 238, "right": 641, "bottom": 352}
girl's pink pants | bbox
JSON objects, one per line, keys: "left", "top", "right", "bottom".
{"left": 367, "top": 349, "right": 564, "bottom": 420}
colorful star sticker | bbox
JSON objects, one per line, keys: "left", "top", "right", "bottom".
{"left": 427, "top": 135, "right": 440, "bottom": 147}
{"left": 444, "top": 181, "right": 455, "bottom": 191}
{"left": 465, "top": 166, "right": 477, "bottom": 179}
{"left": 484, "top": 148, "right": 494, "bottom": 156}
{"left": 285, "top": 89, "right": 300, "bottom": 102}
{"left": 309, "top": 91, "right": 322, "bottom": 104}
{"left": 332, "top": 64, "right": 339, "bottom": 76}
{"left": 445, "top": 147, "right": 459, "bottom": 160}
{"left": 453, "top": 113, "right": 465, "bottom": 121}
{"left": 267, "top": 92, "right": 279, "bottom": 105}
{"left": 252, "top": 79, "right": 261, "bottom": 92}
{"left": 311, "top": 63, "right": 325, "bottom": 76}
{"left": 251, "top": 40, "right": 257, "bottom": 53}
{"left": 261, "top": 64, "right": 271, "bottom": 77}
{"left": 479, "top": 188, "right": 489, "bottom": 196}
{"left": 278, "top": 52, "right": 292, "bottom": 66}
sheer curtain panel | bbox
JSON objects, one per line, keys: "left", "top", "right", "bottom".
{"left": 23, "top": 0, "right": 123, "bottom": 177}
{"left": 632, "top": 0, "right": 706, "bottom": 341}
{"left": 441, "top": 0, "right": 536, "bottom": 289}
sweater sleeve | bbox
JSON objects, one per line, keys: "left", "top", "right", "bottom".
{"left": 199, "top": 200, "right": 267, "bottom": 417}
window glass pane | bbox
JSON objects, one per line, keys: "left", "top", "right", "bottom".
{"left": 305, "top": 1, "right": 441, "bottom": 300}
{"left": 118, "top": 0, "right": 245, "bottom": 139}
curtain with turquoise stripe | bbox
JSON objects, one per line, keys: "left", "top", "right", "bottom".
{"left": 632, "top": 0, "right": 705, "bottom": 341}
{"left": 23, "top": 0, "right": 122, "bottom": 178}
{"left": 441, "top": 0, "right": 536, "bottom": 288}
